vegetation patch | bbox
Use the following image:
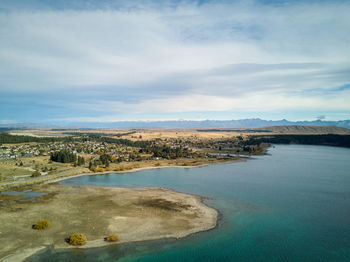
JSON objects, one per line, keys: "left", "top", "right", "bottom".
{"left": 244, "top": 134, "right": 350, "bottom": 148}
{"left": 31, "top": 170, "right": 41, "bottom": 177}
{"left": 0, "top": 132, "right": 62, "bottom": 144}
{"left": 104, "top": 234, "right": 120, "bottom": 242}
{"left": 68, "top": 233, "right": 87, "bottom": 246}
{"left": 32, "top": 219, "right": 51, "bottom": 230}
{"left": 96, "top": 167, "right": 105, "bottom": 172}
{"left": 50, "top": 150, "right": 77, "bottom": 163}
{"left": 137, "top": 198, "right": 192, "bottom": 212}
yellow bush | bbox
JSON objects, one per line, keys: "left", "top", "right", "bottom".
{"left": 69, "top": 233, "right": 87, "bottom": 246}
{"left": 97, "top": 167, "right": 105, "bottom": 172}
{"left": 114, "top": 165, "right": 123, "bottom": 171}
{"left": 33, "top": 219, "right": 51, "bottom": 230}
{"left": 105, "top": 234, "right": 120, "bottom": 242}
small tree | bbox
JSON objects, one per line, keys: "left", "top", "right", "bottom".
{"left": 32, "top": 219, "right": 51, "bottom": 230}
{"left": 99, "top": 154, "right": 111, "bottom": 167}
{"left": 77, "top": 156, "right": 85, "bottom": 166}
{"left": 69, "top": 233, "right": 87, "bottom": 246}
{"left": 31, "top": 171, "right": 41, "bottom": 177}
{"left": 97, "top": 167, "right": 105, "bottom": 172}
{"left": 105, "top": 234, "right": 120, "bottom": 242}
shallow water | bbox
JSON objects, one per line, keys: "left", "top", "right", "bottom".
{"left": 1, "top": 190, "right": 47, "bottom": 201}
{"left": 27, "top": 145, "right": 350, "bottom": 262}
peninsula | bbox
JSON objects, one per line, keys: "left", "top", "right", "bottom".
{"left": 0, "top": 183, "right": 217, "bottom": 262}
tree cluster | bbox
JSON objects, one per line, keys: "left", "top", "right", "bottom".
{"left": 0, "top": 132, "right": 60, "bottom": 144}
{"left": 243, "top": 134, "right": 350, "bottom": 148}
{"left": 99, "top": 154, "right": 111, "bottom": 167}
{"left": 144, "top": 145, "right": 190, "bottom": 159}
{"left": 76, "top": 156, "right": 85, "bottom": 166}
{"left": 89, "top": 154, "right": 111, "bottom": 170}
{"left": 50, "top": 150, "right": 77, "bottom": 163}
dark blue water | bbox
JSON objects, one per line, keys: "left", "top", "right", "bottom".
{"left": 27, "top": 145, "right": 350, "bottom": 262}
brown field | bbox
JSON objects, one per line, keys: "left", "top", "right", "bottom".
{"left": 8, "top": 125, "right": 350, "bottom": 141}
{"left": 0, "top": 156, "right": 75, "bottom": 183}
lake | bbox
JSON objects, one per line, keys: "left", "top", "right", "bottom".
{"left": 27, "top": 144, "right": 350, "bottom": 262}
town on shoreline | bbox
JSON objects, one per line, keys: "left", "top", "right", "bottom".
{"left": 0, "top": 129, "right": 266, "bottom": 191}
{"left": 1, "top": 126, "right": 350, "bottom": 191}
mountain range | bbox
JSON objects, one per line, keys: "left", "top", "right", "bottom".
{"left": 1, "top": 118, "right": 350, "bottom": 129}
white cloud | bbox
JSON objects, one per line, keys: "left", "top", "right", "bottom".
{"left": 0, "top": 0, "right": 350, "bottom": 120}
{"left": 67, "top": 90, "right": 350, "bottom": 115}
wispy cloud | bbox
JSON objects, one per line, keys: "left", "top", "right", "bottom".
{"left": 0, "top": 0, "right": 350, "bottom": 122}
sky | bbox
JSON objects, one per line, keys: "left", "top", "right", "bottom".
{"left": 1, "top": 0, "right": 350, "bottom": 124}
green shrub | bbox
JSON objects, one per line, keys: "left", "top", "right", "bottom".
{"left": 69, "top": 233, "right": 87, "bottom": 246}
{"left": 105, "top": 234, "right": 120, "bottom": 242}
{"left": 31, "top": 171, "right": 41, "bottom": 177}
{"left": 32, "top": 219, "right": 51, "bottom": 230}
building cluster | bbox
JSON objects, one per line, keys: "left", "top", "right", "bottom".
{"left": 0, "top": 135, "right": 265, "bottom": 162}
{"left": 0, "top": 140, "right": 141, "bottom": 162}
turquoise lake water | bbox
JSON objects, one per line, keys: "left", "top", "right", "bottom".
{"left": 27, "top": 145, "right": 350, "bottom": 262}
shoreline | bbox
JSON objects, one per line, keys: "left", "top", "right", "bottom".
{"left": 0, "top": 157, "right": 247, "bottom": 192}
{"left": 49, "top": 156, "right": 250, "bottom": 185}
{"left": 49, "top": 163, "right": 212, "bottom": 184}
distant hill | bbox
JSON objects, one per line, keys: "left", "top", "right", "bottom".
{"left": 1, "top": 119, "right": 350, "bottom": 129}
{"left": 197, "top": 125, "right": 350, "bottom": 134}
{"left": 73, "top": 118, "right": 350, "bottom": 129}
{"left": 260, "top": 125, "right": 350, "bottom": 134}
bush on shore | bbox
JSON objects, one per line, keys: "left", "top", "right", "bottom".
{"left": 68, "top": 233, "right": 87, "bottom": 246}
{"left": 32, "top": 219, "right": 51, "bottom": 230}
{"left": 31, "top": 171, "right": 41, "bottom": 177}
{"left": 104, "top": 234, "right": 120, "bottom": 242}
{"left": 97, "top": 167, "right": 105, "bottom": 172}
